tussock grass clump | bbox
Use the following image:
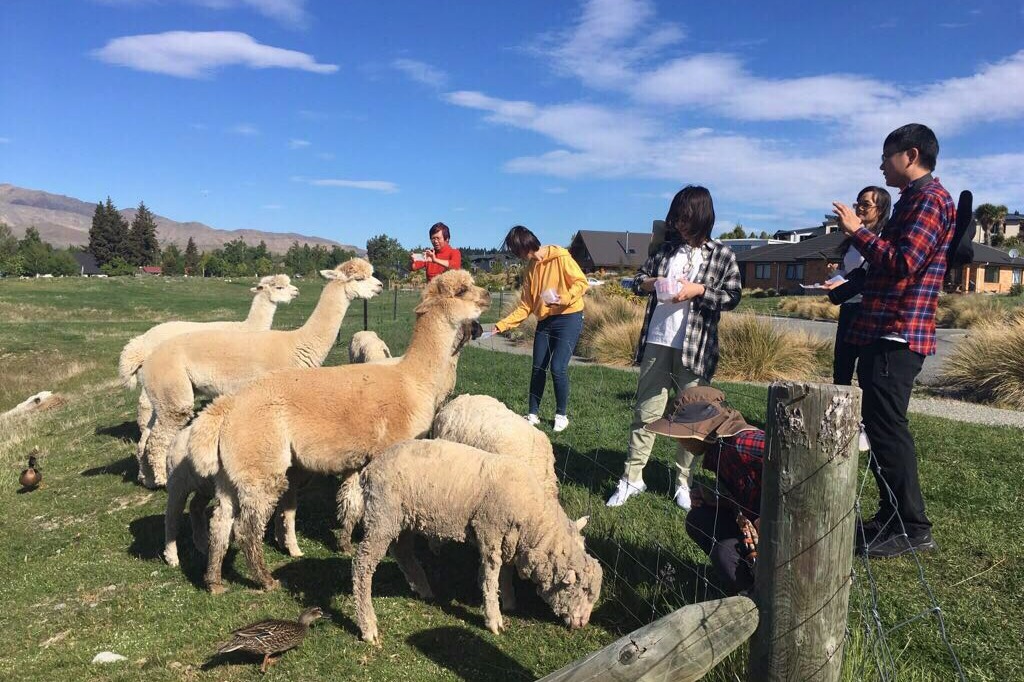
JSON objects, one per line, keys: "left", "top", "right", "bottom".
{"left": 578, "top": 293, "right": 644, "bottom": 357}
{"left": 499, "top": 294, "right": 537, "bottom": 343}
{"left": 937, "top": 294, "right": 1016, "bottom": 329}
{"left": 938, "top": 318, "right": 1024, "bottom": 409}
{"left": 716, "top": 313, "right": 824, "bottom": 382}
{"left": 777, "top": 296, "right": 840, "bottom": 321}
{"left": 590, "top": 319, "right": 643, "bottom": 366}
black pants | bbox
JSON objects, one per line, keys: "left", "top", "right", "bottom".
{"left": 833, "top": 302, "right": 861, "bottom": 385}
{"left": 857, "top": 340, "right": 931, "bottom": 532}
{"left": 685, "top": 506, "right": 754, "bottom": 594}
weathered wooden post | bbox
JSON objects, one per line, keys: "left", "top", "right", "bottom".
{"left": 540, "top": 596, "right": 758, "bottom": 682}
{"left": 747, "top": 382, "right": 861, "bottom": 681}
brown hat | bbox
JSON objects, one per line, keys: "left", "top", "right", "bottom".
{"left": 645, "top": 387, "right": 757, "bottom": 441}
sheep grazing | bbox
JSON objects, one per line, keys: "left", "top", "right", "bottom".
{"left": 432, "top": 394, "right": 558, "bottom": 499}
{"left": 353, "top": 439, "right": 602, "bottom": 643}
{"left": 121, "top": 274, "right": 298, "bottom": 463}
{"left": 188, "top": 269, "right": 490, "bottom": 594}
{"left": 349, "top": 331, "right": 391, "bottom": 363}
{"left": 0, "top": 391, "right": 67, "bottom": 420}
{"left": 137, "top": 259, "right": 382, "bottom": 489}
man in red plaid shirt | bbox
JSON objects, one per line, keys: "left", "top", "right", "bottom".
{"left": 832, "top": 123, "right": 955, "bottom": 558}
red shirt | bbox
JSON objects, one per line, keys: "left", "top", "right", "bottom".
{"left": 701, "top": 429, "right": 765, "bottom": 519}
{"left": 412, "top": 244, "right": 461, "bottom": 281}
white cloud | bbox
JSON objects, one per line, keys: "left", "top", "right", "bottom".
{"left": 289, "top": 138, "right": 311, "bottom": 149}
{"left": 229, "top": 123, "right": 260, "bottom": 135}
{"left": 98, "top": 0, "right": 309, "bottom": 28}
{"left": 303, "top": 178, "right": 399, "bottom": 193}
{"left": 392, "top": 58, "right": 448, "bottom": 88}
{"left": 92, "top": 31, "right": 338, "bottom": 78}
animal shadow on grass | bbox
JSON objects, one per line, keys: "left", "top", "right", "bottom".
{"left": 407, "top": 627, "right": 536, "bottom": 682}
{"left": 127, "top": 514, "right": 254, "bottom": 590}
{"left": 552, "top": 443, "right": 676, "bottom": 498}
{"left": 80, "top": 455, "right": 137, "bottom": 483}
{"left": 274, "top": 556, "right": 359, "bottom": 636}
{"left": 94, "top": 420, "right": 141, "bottom": 442}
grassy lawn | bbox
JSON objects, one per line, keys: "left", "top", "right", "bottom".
{"left": 1, "top": 276, "right": 1020, "bottom": 680}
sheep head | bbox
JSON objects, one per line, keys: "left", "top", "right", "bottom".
{"left": 414, "top": 270, "right": 491, "bottom": 326}
{"left": 322, "top": 258, "right": 384, "bottom": 300}
{"left": 251, "top": 273, "right": 299, "bottom": 304}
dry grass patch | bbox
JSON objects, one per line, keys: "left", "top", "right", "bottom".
{"left": 716, "top": 313, "right": 826, "bottom": 382}
{"left": 937, "top": 318, "right": 1024, "bottom": 409}
{"left": 590, "top": 319, "right": 643, "bottom": 366}
{"left": 937, "top": 294, "right": 1023, "bottom": 329}
{"left": 578, "top": 293, "right": 645, "bottom": 357}
{"left": 778, "top": 296, "right": 840, "bottom": 321}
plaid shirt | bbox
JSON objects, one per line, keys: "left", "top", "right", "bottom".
{"left": 633, "top": 239, "right": 742, "bottom": 380}
{"left": 701, "top": 429, "right": 765, "bottom": 520}
{"left": 845, "top": 175, "right": 955, "bottom": 355}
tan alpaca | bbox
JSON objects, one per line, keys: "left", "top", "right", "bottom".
{"left": 187, "top": 270, "right": 490, "bottom": 593}
{"left": 122, "top": 274, "right": 299, "bottom": 470}
{"left": 353, "top": 439, "right": 601, "bottom": 643}
{"left": 348, "top": 331, "right": 392, "bottom": 363}
{"left": 138, "top": 259, "right": 382, "bottom": 489}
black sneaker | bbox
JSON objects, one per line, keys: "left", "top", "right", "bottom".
{"left": 862, "top": 528, "right": 938, "bottom": 559}
{"left": 853, "top": 517, "right": 886, "bottom": 552}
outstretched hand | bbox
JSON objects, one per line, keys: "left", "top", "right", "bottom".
{"left": 832, "top": 202, "right": 862, "bottom": 235}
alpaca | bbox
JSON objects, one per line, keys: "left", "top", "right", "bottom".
{"left": 353, "top": 439, "right": 602, "bottom": 643}
{"left": 348, "top": 331, "right": 391, "bottom": 363}
{"left": 187, "top": 269, "right": 490, "bottom": 593}
{"left": 0, "top": 391, "right": 67, "bottom": 420}
{"left": 122, "top": 274, "right": 298, "bottom": 463}
{"left": 137, "top": 259, "right": 381, "bottom": 489}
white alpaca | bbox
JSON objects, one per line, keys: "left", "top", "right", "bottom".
{"left": 0, "top": 391, "right": 66, "bottom": 420}
{"left": 348, "top": 331, "right": 391, "bottom": 363}
{"left": 137, "top": 259, "right": 381, "bottom": 488}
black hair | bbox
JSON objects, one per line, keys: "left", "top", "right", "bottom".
{"left": 665, "top": 185, "right": 715, "bottom": 248}
{"left": 884, "top": 123, "right": 939, "bottom": 171}
{"left": 429, "top": 222, "right": 450, "bottom": 241}
{"left": 503, "top": 225, "right": 541, "bottom": 258}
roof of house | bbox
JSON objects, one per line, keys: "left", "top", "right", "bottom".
{"left": 72, "top": 251, "right": 102, "bottom": 275}
{"left": 140, "top": 266, "right": 162, "bottom": 274}
{"left": 570, "top": 230, "right": 652, "bottom": 269}
{"left": 972, "top": 242, "right": 1024, "bottom": 266}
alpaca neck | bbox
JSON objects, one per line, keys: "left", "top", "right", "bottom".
{"left": 400, "top": 312, "right": 462, "bottom": 395}
{"left": 244, "top": 294, "right": 277, "bottom": 331}
{"left": 290, "top": 282, "right": 351, "bottom": 367}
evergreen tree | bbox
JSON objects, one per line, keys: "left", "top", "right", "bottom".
{"left": 366, "top": 234, "right": 410, "bottom": 282}
{"left": 161, "top": 243, "right": 184, "bottom": 275}
{"left": 0, "top": 223, "right": 22, "bottom": 275}
{"left": 88, "top": 199, "right": 117, "bottom": 265}
{"left": 184, "top": 237, "right": 200, "bottom": 275}
{"left": 127, "top": 202, "right": 161, "bottom": 265}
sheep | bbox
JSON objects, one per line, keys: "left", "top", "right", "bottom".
{"left": 187, "top": 269, "right": 490, "bottom": 593}
{"left": 353, "top": 439, "right": 602, "bottom": 643}
{"left": 137, "top": 259, "right": 382, "bottom": 489}
{"left": 120, "top": 274, "right": 298, "bottom": 464}
{"left": 348, "top": 331, "right": 391, "bottom": 363}
{"left": 0, "top": 391, "right": 67, "bottom": 420}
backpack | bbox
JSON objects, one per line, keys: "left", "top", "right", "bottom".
{"left": 947, "top": 190, "right": 975, "bottom": 269}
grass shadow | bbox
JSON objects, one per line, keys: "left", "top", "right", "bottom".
{"left": 553, "top": 444, "right": 676, "bottom": 498}
{"left": 94, "top": 420, "right": 141, "bottom": 442}
{"left": 80, "top": 455, "right": 137, "bottom": 483}
{"left": 407, "top": 626, "right": 536, "bottom": 682}
{"left": 273, "top": 556, "right": 359, "bottom": 636}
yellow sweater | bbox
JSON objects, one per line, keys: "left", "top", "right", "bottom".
{"left": 495, "top": 246, "right": 588, "bottom": 332}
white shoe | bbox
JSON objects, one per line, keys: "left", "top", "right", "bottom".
{"left": 674, "top": 487, "right": 692, "bottom": 511}
{"left": 525, "top": 413, "right": 540, "bottom": 426}
{"left": 553, "top": 414, "right": 569, "bottom": 432}
{"left": 606, "top": 478, "right": 645, "bottom": 507}
{"left": 858, "top": 424, "right": 870, "bottom": 452}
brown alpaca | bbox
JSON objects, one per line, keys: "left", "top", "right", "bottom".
{"left": 137, "top": 259, "right": 382, "bottom": 489}
{"left": 187, "top": 270, "right": 490, "bottom": 593}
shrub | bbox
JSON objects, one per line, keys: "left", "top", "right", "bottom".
{"left": 749, "top": 288, "right": 768, "bottom": 299}
{"left": 601, "top": 280, "right": 645, "bottom": 305}
{"left": 590, "top": 319, "right": 643, "bottom": 366}
{"left": 1009, "top": 283, "right": 1023, "bottom": 297}
{"left": 938, "top": 317, "right": 1024, "bottom": 409}
{"left": 778, "top": 296, "right": 840, "bottom": 321}
{"left": 764, "top": 288, "right": 778, "bottom": 297}
{"left": 716, "top": 313, "right": 825, "bottom": 382}
{"left": 577, "top": 292, "right": 645, "bottom": 357}
{"left": 937, "top": 294, "right": 1013, "bottom": 329}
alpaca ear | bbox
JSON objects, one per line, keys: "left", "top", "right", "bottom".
{"left": 250, "top": 285, "right": 262, "bottom": 292}
{"left": 575, "top": 516, "right": 589, "bottom": 532}
{"left": 321, "top": 268, "right": 346, "bottom": 281}
{"left": 561, "top": 570, "right": 577, "bottom": 586}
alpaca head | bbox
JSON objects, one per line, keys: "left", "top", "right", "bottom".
{"left": 414, "top": 270, "right": 491, "bottom": 328}
{"left": 521, "top": 515, "right": 602, "bottom": 630}
{"left": 321, "top": 258, "right": 384, "bottom": 300}
{"left": 251, "top": 274, "right": 299, "bottom": 304}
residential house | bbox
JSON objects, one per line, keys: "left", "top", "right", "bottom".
{"left": 719, "top": 238, "right": 789, "bottom": 253}
{"left": 947, "top": 242, "right": 1024, "bottom": 294}
{"left": 467, "top": 253, "right": 517, "bottom": 273}
{"left": 139, "top": 266, "right": 162, "bottom": 276}
{"left": 568, "top": 230, "right": 652, "bottom": 272}
{"left": 771, "top": 216, "right": 840, "bottom": 243}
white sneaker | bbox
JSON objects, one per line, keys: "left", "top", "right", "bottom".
{"left": 606, "top": 478, "right": 646, "bottom": 507}
{"left": 553, "top": 414, "right": 569, "bottom": 432}
{"left": 674, "top": 487, "right": 692, "bottom": 511}
{"left": 858, "top": 424, "right": 870, "bottom": 452}
{"left": 524, "top": 413, "right": 540, "bottom": 426}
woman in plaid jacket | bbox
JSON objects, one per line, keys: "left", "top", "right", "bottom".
{"left": 606, "top": 186, "right": 742, "bottom": 510}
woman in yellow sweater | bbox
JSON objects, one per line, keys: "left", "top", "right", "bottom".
{"left": 495, "top": 226, "right": 588, "bottom": 432}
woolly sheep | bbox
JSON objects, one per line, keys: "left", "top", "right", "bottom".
{"left": 353, "top": 439, "right": 601, "bottom": 643}
{"left": 348, "top": 331, "right": 391, "bottom": 363}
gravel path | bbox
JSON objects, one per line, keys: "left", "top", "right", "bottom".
{"left": 469, "top": 333, "right": 1022, "bottom": 429}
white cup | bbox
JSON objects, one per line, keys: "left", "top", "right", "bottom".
{"left": 412, "top": 253, "right": 425, "bottom": 262}
{"left": 655, "top": 278, "right": 681, "bottom": 303}
{"left": 541, "top": 288, "right": 560, "bottom": 304}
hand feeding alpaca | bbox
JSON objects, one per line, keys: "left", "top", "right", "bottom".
{"left": 138, "top": 259, "right": 381, "bottom": 489}
{"left": 353, "top": 439, "right": 601, "bottom": 643}
{"left": 122, "top": 275, "right": 298, "bottom": 463}
{"left": 349, "top": 331, "right": 392, "bottom": 363}
{"left": 188, "top": 269, "right": 490, "bottom": 593}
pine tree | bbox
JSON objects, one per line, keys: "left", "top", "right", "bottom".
{"left": 183, "top": 237, "right": 200, "bottom": 275}
{"left": 88, "top": 198, "right": 119, "bottom": 265}
{"left": 128, "top": 202, "right": 161, "bottom": 265}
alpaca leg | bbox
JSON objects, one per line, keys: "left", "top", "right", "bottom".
{"left": 335, "top": 471, "right": 364, "bottom": 554}
{"left": 205, "top": 488, "right": 235, "bottom": 594}
{"left": 353, "top": 525, "right": 397, "bottom": 644}
{"left": 392, "top": 531, "right": 434, "bottom": 600}
{"left": 479, "top": 543, "right": 505, "bottom": 634}
{"left": 236, "top": 479, "right": 287, "bottom": 591}
{"left": 136, "top": 392, "right": 154, "bottom": 483}
{"left": 163, "top": 467, "right": 191, "bottom": 566}
{"left": 142, "top": 408, "right": 192, "bottom": 489}
{"left": 189, "top": 491, "right": 213, "bottom": 554}
{"left": 274, "top": 473, "right": 302, "bottom": 557}
{"left": 499, "top": 566, "right": 518, "bottom": 612}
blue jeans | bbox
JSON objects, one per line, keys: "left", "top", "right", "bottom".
{"left": 530, "top": 311, "right": 584, "bottom": 415}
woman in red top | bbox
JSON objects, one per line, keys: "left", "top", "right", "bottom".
{"left": 412, "top": 222, "right": 462, "bottom": 281}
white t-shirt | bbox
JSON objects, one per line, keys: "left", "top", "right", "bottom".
{"left": 646, "top": 246, "right": 705, "bottom": 349}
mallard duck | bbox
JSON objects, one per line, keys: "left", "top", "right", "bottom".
{"left": 217, "top": 606, "right": 323, "bottom": 672}
{"left": 19, "top": 452, "right": 42, "bottom": 490}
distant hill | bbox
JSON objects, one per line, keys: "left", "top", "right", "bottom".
{"left": 0, "top": 184, "right": 364, "bottom": 255}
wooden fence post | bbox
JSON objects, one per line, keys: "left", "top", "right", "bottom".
{"left": 747, "top": 382, "right": 861, "bottom": 681}
{"left": 539, "top": 596, "right": 758, "bottom": 682}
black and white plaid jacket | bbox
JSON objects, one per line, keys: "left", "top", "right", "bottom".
{"left": 632, "top": 238, "right": 742, "bottom": 380}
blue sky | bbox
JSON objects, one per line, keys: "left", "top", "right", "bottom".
{"left": 2, "top": 0, "right": 1023, "bottom": 250}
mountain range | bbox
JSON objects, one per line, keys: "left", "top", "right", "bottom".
{"left": 0, "top": 184, "right": 363, "bottom": 254}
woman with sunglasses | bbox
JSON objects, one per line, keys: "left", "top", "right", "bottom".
{"left": 829, "top": 186, "right": 892, "bottom": 385}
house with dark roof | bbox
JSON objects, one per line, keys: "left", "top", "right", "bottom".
{"left": 467, "top": 253, "right": 518, "bottom": 272}
{"left": 771, "top": 216, "right": 841, "bottom": 243}
{"left": 568, "top": 230, "right": 652, "bottom": 272}
{"left": 72, "top": 251, "right": 102, "bottom": 276}
{"left": 950, "top": 242, "right": 1024, "bottom": 293}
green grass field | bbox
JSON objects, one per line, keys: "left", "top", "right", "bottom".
{"left": 1, "top": 276, "right": 1020, "bottom": 680}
